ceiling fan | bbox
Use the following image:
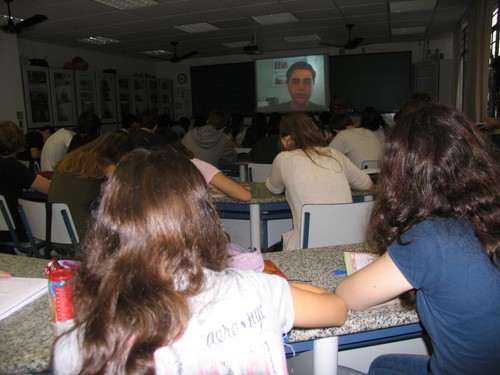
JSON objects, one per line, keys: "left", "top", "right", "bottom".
{"left": 1, "top": 0, "right": 47, "bottom": 34}
{"left": 168, "top": 41, "right": 198, "bottom": 63}
{"left": 320, "top": 24, "right": 365, "bottom": 50}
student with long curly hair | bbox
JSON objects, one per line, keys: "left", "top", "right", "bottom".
{"left": 336, "top": 102, "right": 500, "bottom": 374}
{"left": 266, "top": 113, "right": 373, "bottom": 251}
{"left": 52, "top": 148, "right": 347, "bottom": 374}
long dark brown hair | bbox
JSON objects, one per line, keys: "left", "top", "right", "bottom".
{"left": 69, "top": 148, "right": 229, "bottom": 374}
{"left": 368, "top": 102, "right": 500, "bottom": 266}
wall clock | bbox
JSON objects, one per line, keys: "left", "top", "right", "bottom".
{"left": 177, "top": 73, "right": 187, "bottom": 84}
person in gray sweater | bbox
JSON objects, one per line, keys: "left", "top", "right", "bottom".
{"left": 181, "top": 109, "right": 237, "bottom": 167}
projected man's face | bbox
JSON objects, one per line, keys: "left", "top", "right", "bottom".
{"left": 286, "top": 69, "right": 314, "bottom": 110}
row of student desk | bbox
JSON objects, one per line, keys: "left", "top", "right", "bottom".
{"left": 0, "top": 244, "right": 422, "bottom": 375}
{"left": 213, "top": 182, "right": 375, "bottom": 250}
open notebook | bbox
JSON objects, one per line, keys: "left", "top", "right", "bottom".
{"left": 0, "top": 277, "right": 48, "bottom": 322}
{"left": 344, "top": 252, "right": 399, "bottom": 308}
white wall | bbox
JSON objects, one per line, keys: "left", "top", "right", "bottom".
{"left": 0, "top": 32, "right": 25, "bottom": 129}
{"left": 18, "top": 39, "right": 159, "bottom": 77}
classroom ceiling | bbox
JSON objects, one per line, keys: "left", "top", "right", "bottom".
{"left": 0, "top": 0, "right": 472, "bottom": 61}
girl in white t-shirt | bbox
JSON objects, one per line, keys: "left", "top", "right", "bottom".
{"left": 52, "top": 148, "right": 347, "bottom": 374}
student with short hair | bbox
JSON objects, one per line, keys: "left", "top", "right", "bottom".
{"left": 0, "top": 120, "right": 50, "bottom": 248}
{"left": 181, "top": 109, "right": 237, "bottom": 166}
{"left": 329, "top": 106, "right": 385, "bottom": 168}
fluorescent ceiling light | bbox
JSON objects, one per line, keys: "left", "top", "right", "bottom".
{"left": 174, "top": 22, "right": 219, "bottom": 33}
{"left": 223, "top": 41, "right": 251, "bottom": 49}
{"left": 92, "top": 0, "right": 159, "bottom": 9}
{"left": 392, "top": 26, "right": 426, "bottom": 35}
{"left": 284, "top": 34, "right": 321, "bottom": 43}
{"left": 0, "top": 14, "right": 23, "bottom": 25}
{"left": 78, "top": 36, "right": 121, "bottom": 45}
{"left": 390, "top": 0, "right": 436, "bottom": 13}
{"left": 252, "top": 12, "right": 299, "bottom": 25}
{"left": 141, "top": 49, "right": 172, "bottom": 56}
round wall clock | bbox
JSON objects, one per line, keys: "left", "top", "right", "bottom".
{"left": 177, "top": 73, "right": 187, "bottom": 84}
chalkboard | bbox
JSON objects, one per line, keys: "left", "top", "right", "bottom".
{"left": 191, "top": 62, "right": 255, "bottom": 116}
{"left": 190, "top": 52, "right": 412, "bottom": 116}
{"left": 329, "top": 51, "right": 412, "bottom": 112}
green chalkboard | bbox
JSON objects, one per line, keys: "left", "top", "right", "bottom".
{"left": 329, "top": 51, "right": 412, "bottom": 112}
{"left": 191, "top": 62, "right": 255, "bottom": 117}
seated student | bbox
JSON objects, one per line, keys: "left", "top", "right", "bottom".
{"left": 48, "top": 131, "right": 133, "bottom": 239}
{"left": 329, "top": 106, "right": 386, "bottom": 168}
{"left": 172, "top": 116, "right": 192, "bottom": 137}
{"left": 266, "top": 113, "right": 373, "bottom": 251}
{"left": 129, "top": 109, "right": 166, "bottom": 150}
{"left": 16, "top": 126, "right": 54, "bottom": 170}
{"left": 336, "top": 102, "right": 500, "bottom": 375}
{"left": 182, "top": 109, "right": 237, "bottom": 167}
{"left": 250, "top": 112, "right": 281, "bottom": 164}
{"left": 52, "top": 148, "right": 347, "bottom": 374}
{"left": 241, "top": 112, "right": 268, "bottom": 148}
{"left": 121, "top": 113, "right": 140, "bottom": 132}
{"left": 156, "top": 114, "right": 180, "bottom": 145}
{"left": 68, "top": 111, "right": 102, "bottom": 152}
{"left": 40, "top": 128, "right": 76, "bottom": 171}
{"left": 0, "top": 120, "right": 50, "bottom": 251}
{"left": 171, "top": 143, "right": 251, "bottom": 202}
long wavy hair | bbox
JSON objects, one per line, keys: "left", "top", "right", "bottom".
{"left": 68, "top": 148, "right": 229, "bottom": 374}
{"left": 368, "top": 102, "right": 500, "bottom": 266}
{"left": 55, "top": 130, "right": 133, "bottom": 179}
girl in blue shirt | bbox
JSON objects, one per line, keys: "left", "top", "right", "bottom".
{"left": 336, "top": 102, "right": 500, "bottom": 375}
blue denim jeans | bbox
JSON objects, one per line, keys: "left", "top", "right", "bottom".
{"left": 368, "top": 354, "right": 431, "bottom": 375}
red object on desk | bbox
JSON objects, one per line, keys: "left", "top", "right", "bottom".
{"left": 263, "top": 259, "right": 287, "bottom": 279}
{"left": 36, "top": 171, "right": 54, "bottom": 179}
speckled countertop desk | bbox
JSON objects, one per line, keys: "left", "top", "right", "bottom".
{"left": 0, "top": 254, "right": 52, "bottom": 375}
{"left": 212, "top": 182, "right": 374, "bottom": 204}
{"left": 263, "top": 244, "right": 419, "bottom": 345}
{"left": 0, "top": 243, "right": 418, "bottom": 375}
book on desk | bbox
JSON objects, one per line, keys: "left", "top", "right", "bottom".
{"left": 0, "top": 277, "right": 48, "bottom": 321}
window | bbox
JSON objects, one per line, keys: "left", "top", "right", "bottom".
{"left": 457, "top": 24, "right": 468, "bottom": 111}
{"left": 489, "top": 0, "right": 500, "bottom": 116}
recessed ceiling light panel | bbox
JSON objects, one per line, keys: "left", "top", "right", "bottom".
{"left": 92, "top": 0, "right": 159, "bottom": 10}
{"left": 78, "top": 36, "right": 121, "bottom": 45}
{"left": 174, "top": 22, "right": 220, "bottom": 33}
{"left": 392, "top": 26, "right": 426, "bottom": 35}
{"left": 284, "top": 34, "right": 321, "bottom": 43}
{"left": 252, "top": 12, "right": 299, "bottom": 25}
{"left": 141, "top": 49, "right": 172, "bottom": 56}
{"left": 390, "top": 0, "right": 436, "bottom": 13}
{"left": 223, "top": 41, "right": 251, "bottom": 49}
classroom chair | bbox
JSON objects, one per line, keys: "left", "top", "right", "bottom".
{"left": 361, "top": 160, "right": 381, "bottom": 169}
{"left": 0, "top": 195, "right": 45, "bottom": 257}
{"left": 300, "top": 201, "right": 374, "bottom": 249}
{"left": 247, "top": 163, "right": 273, "bottom": 182}
{"left": 18, "top": 199, "right": 80, "bottom": 258}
